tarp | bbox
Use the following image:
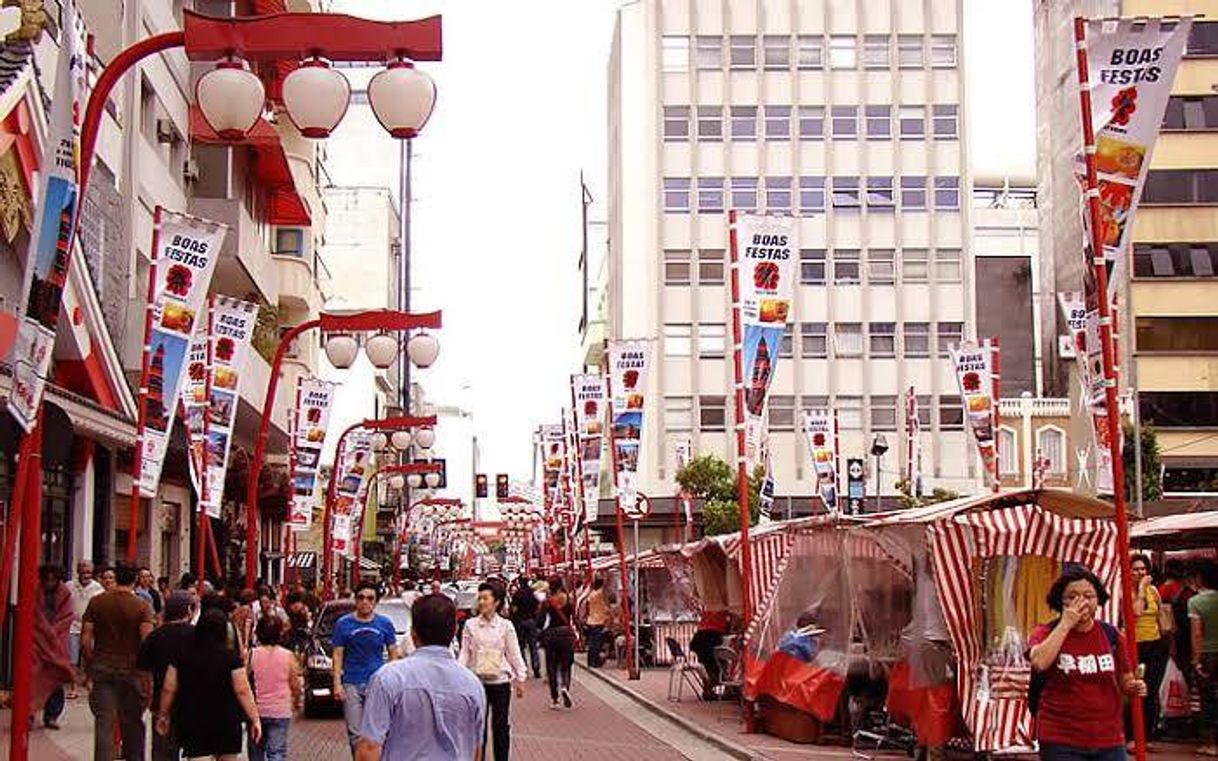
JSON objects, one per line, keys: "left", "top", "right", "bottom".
{"left": 1131, "top": 510, "right": 1218, "bottom": 550}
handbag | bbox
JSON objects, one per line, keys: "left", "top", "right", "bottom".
{"left": 1157, "top": 597, "right": 1176, "bottom": 636}
{"left": 474, "top": 648, "right": 505, "bottom": 680}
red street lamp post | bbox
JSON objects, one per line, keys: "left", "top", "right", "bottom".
{"left": 350, "top": 461, "right": 445, "bottom": 590}
{"left": 393, "top": 497, "right": 463, "bottom": 589}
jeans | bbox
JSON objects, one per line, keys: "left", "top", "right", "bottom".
{"left": 1199, "top": 652, "right": 1218, "bottom": 744}
{"left": 542, "top": 630, "right": 574, "bottom": 703}
{"left": 43, "top": 687, "right": 65, "bottom": 723}
{"left": 514, "top": 620, "right": 541, "bottom": 677}
{"left": 250, "top": 716, "right": 291, "bottom": 761}
{"left": 68, "top": 632, "right": 81, "bottom": 665}
{"left": 1039, "top": 743, "right": 1126, "bottom": 761}
{"left": 482, "top": 682, "right": 512, "bottom": 761}
{"left": 341, "top": 682, "right": 370, "bottom": 753}
{"left": 585, "top": 625, "right": 606, "bottom": 668}
{"left": 88, "top": 671, "right": 145, "bottom": 761}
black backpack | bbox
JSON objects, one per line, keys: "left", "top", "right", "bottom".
{"left": 1027, "top": 620, "right": 1119, "bottom": 715}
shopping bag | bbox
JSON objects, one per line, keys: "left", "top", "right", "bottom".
{"left": 985, "top": 626, "right": 1031, "bottom": 700}
{"left": 1159, "top": 658, "right": 1191, "bottom": 719}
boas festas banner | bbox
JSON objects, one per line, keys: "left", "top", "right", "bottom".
{"left": 331, "top": 432, "right": 372, "bottom": 559}
{"left": 949, "top": 341, "right": 998, "bottom": 487}
{"left": 571, "top": 373, "right": 606, "bottom": 523}
{"left": 734, "top": 213, "right": 796, "bottom": 466}
{"left": 608, "top": 339, "right": 650, "bottom": 514}
{"left": 800, "top": 408, "right": 838, "bottom": 514}
{"left": 289, "top": 377, "right": 336, "bottom": 531}
{"left": 540, "top": 423, "right": 566, "bottom": 524}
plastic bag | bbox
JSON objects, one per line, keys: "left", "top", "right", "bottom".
{"left": 1159, "top": 657, "right": 1191, "bottom": 719}
{"left": 985, "top": 626, "right": 1031, "bottom": 700}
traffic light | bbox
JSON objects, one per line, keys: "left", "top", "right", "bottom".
{"left": 495, "top": 474, "right": 509, "bottom": 499}
{"left": 475, "top": 473, "right": 488, "bottom": 499}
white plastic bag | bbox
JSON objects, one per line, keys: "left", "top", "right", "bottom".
{"left": 1159, "top": 657, "right": 1191, "bottom": 719}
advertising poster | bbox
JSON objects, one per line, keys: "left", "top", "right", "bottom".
{"left": 800, "top": 408, "right": 839, "bottom": 514}
{"left": 949, "top": 341, "right": 998, "bottom": 487}
{"left": 332, "top": 432, "right": 372, "bottom": 559}
{"left": 7, "top": 1, "right": 85, "bottom": 430}
{"left": 846, "top": 459, "right": 865, "bottom": 515}
{"left": 734, "top": 213, "right": 796, "bottom": 465}
{"left": 289, "top": 377, "right": 336, "bottom": 531}
{"left": 540, "top": 423, "right": 565, "bottom": 524}
{"left": 1060, "top": 291, "right": 1114, "bottom": 492}
{"left": 197, "top": 297, "right": 255, "bottom": 516}
{"left": 571, "top": 373, "right": 606, "bottom": 523}
{"left": 183, "top": 321, "right": 209, "bottom": 499}
{"left": 608, "top": 339, "right": 650, "bottom": 514}
{"left": 904, "top": 387, "right": 923, "bottom": 498}
{"left": 139, "top": 212, "right": 227, "bottom": 498}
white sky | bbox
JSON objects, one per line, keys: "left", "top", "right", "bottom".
{"left": 326, "top": 0, "right": 1036, "bottom": 481}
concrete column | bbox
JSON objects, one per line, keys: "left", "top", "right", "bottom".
{"left": 72, "top": 449, "right": 97, "bottom": 565}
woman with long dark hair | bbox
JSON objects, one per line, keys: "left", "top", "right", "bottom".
{"left": 537, "top": 577, "right": 577, "bottom": 709}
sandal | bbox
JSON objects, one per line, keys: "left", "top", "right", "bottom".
{"left": 1196, "top": 746, "right": 1218, "bottom": 757}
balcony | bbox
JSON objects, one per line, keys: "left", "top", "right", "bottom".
{"left": 273, "top": 253, "right": 322, "bottom": 315}
{"left": 191, "top": 196, "right": 279, "bottom": 307}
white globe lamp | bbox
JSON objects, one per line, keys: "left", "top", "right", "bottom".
{"left": 406, "top": 332, "right": 440, "bottom": 368}
{"left": 196, "top": 60, "right": 265, "bottom": 141}
{"left": 368, "top": 60, "right": 437, "bottom": 139}
{"left": 324, "top": 334, "right": 359, "bottom": 369}
{"left": 363, "top": 333, "right": 399, "bottom": 369}
{"left": 282, "top": 58, "right": 350, "bottom": 138}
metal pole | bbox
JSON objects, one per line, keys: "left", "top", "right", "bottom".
{"left": 9, "top": 416, "right": 43, "bottom": 761}
{"left": 991, "top": 337, "right": 1002, "bottom": 493}
{"left": 632, "top": 518, "right": 641, "bottom": 674}
{"left": 874, "top": 453, "right": 882, "bottom": 514}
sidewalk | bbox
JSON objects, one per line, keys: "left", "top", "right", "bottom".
{"left": 0, "top": 691, "right": 96, "bottom": 760}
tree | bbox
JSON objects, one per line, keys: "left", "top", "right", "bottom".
{"left": 676, "top": 454, "right": 764, "bottom": 536}
{"left": 893, "top": 476, "right": 959, "bottom": 509}
{"left": 1122, "top": 422, "right": 1163, "bottom": 503}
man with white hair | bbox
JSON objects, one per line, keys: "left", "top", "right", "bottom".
{"left": 67, "top": 560, "right": 103, "bottom": 698}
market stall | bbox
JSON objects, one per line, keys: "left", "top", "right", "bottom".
{"left": 1131, "top": 510, "right": 1218, "bottom": 552}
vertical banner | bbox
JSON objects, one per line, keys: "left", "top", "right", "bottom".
{"left": 199, "top": 297, "right": 255, "bottom": 515}
{"left": 289, "top": 377, "right": 336, "bottom": 531}
{"left": 571, "top": 373, "right": 607, "bottom": 523}
{"left": 904, "top": 387, "right": 923, "bottom": 498}
{"left": 735, "top": 213, "right": 796, "bottom": 466}
{"left": 950, "top": 341, "right": 998, "bottom": 487}
{"left": 608, "top": 339, "right": 651, "bottom": 513}
{"left": 6, "top": 2, "right": 86, "bottom": 430}
{"left": 139, "top": 212, "right": 227, "bottom": 497}
{"left": 541, "top": 423, "right": 565, "bottom": 525}
{"left": 183, "top": 320, "right": 209, "bottom": 498}
{"left": 800, "top": 408, "right": 839, "bottom": 514}
{"left": 846, "top": 458, "right": 865, "bottom": 515}
{"left": 758, "top": 451, "right": 775, "bottom": 523}
{"left": 332, "top": 432, "right": 372, "bottom": 559}
{"left": 1060, "top": 291, "right": 1114, "bottom": 491}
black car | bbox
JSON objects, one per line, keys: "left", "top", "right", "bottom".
{"left": 302, "top": 599, "right": 354, "bottom": 717}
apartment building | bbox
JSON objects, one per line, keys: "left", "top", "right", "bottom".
{"left": 603, "top": 0, "right": 978, "bottom": 538}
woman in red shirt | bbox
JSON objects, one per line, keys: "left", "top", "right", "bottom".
{"left": 1028, "top": 567, "right": 1147, "bottom": 761}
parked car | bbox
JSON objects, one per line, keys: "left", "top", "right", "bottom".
{"left": 377, "top": 597, "right": 414, "bottom": 655}
{"left": 302, "top": 599, "right": 354, "bottom": 716}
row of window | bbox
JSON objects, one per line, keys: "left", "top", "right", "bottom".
{"left": 663, "top": 393, "right": 965, "bottom": 433}
{"left": 662, "top": 104, "right": 959, "bottom": 142}
{"left": 1136, "top": 317, "right": 1218, "bottom": 353}
{"left": 1162, "top": 95, "right": 1218, "bottom": 131}
{"left": 663, "top": 175, "right": 961, "bottom": 213}
{"left": 1141, "top": 392, "right": 1218, "bottom": 429}
{"left": 1143, "top": 170, "right": 1218, "bottom": 205}
{"left": 660, "top": 33, "right": 958, "bottom": 73}
{"left": 662, "top": 321, "right": 965, "bottom": 360}
{"left": 663, "top": 248, "right": 964, "bottom": 286}
{"left": 1133, "top": 243, "right": 1218, "bottom": 279}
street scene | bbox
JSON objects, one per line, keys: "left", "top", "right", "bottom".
{"left": 1, "top": 0, "right": 1218, "bottom": 760}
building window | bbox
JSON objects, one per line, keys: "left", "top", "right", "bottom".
{"left": 869, "top": 322, "right": 897, "bottom": 358}
{"left": 865, "top": 105, "right": 892, "bottom": 140}
{"left": 698, "top": 177, "right": 725, "bottom": 214}
{"left": 695, "top": 36, "right": 722, "bottom": 69}
{"left": 731, "top": 106, "right": 757, "bottom": 141}
{"left": 1162, "top": 95, "right": 1218, "bottom": 130}
{"left": 798, "top": 106, "right": 825, "bottom": 139}
{"left": 998, "top": 427, "right": 1019, "bottom": 477}
{"left": 1037, "top": 427, "right": 1066, "bottom": 475}
{"left": 764, "top": 35, "right": 790, "bottom": 69}
{"left": 699, "top": 249, "right": 725, "bottom": 285}
{"left": 663, "top": 106, "right": 691, "bottom": 141}
{"left": 800, "top": 176, "right": 826, "bottom": 214}
{"left": 935, "top": 248, "right": 963, "bottom": 282}
{"left": 770, "top": 395, "right": 796, "bottom": 431}
{"left": 934, "top": 176, "right": 960, "bottom": 210}
{"left": 932, "top": 104, "right": 958, "bottom": 139}
{"left": 730, "top": 35, "right": 756, "bottom": 69}
{"left": 863, "top": 35, "right": 890, "bottom": 68}
{"left": 797, "top": 35, "right": 824, "bottom": 69}
{"left": 833, "top": 249, "right": 861, "bottom": 284}
{"left": 800, "top": 250, "right": 826, "bottom": 285}
{"left": 801, "top": 395, "right": 830, "bottom": 413}
{"left": 700, "top": 396, "right": 727, "bottom": 432}
{"left": 939, "top": 395, "right": 964, "bottom": 430}
{"left": 1133, "top": 243, "right": 1218, "bottom": 278}
{"left": 697, "top": 323, "right": 726, "bottom": 358}
{"left": 901, "top": 176, "right": 927, "bottom": 209}
{"left": 664, "top": 178, "right": 691, "bottom": 212}
{"left": 902, "top": 248, "right": 929, "bottom": 282}
{"left": 779, "top": 323, "right": 794, "bottom": 358}
{"left": 1143, "top": 169, "right": 1218, "bottom": 204}
{"left": 662, "top": 36, "right": 690, "bottom": 72}
{"left": 867, "top": 249, "right": 895, "bottom": 284}
{"left": 871, "top": 395, "right": 898, "bottom": 431}
{"left": 937, "top": 321, "right": 964, "bottom": 357}
{"left": 831, "top": 106, "right": 858, "bottom": 139}
{"left": 275, "top": 228, "right": 305, "bottom": 256}
{"left": 664, "top": 249, "right": 691, "bottom": 285}
{"left": 800, "top": 322, "right": 828, "bottom": 357}
{"left": 664, "top": 396, "right": 693, "bottom": 431}
{"left": 664, "top": 323, "right": 692, "bottom": 357}
{"left": 731, "top": 177, "right": 758, "bottom": 211}
{"left": 765, "top": 176, "right": 793, "bottom": 213}
{"left": 1136, "top": 317, "right": 1218, "bottom": 351}
{"left": 697, "top": 106, "right": 724, "bottom": 141}
{"left": 829, "top": 35, "right": 857, "bottom": 69}
{"left": 1142, "top": 391, "right": 1218, "bottom": 428}
{"left": 899, "top": 106, "right": 926, "bottom": 139}
{"left": 915, "top": 395, "right": 932, "bottom": 427}
{"left": 834, "top": 322, "right": 864, "bottom": 357}
{"left": 838, "top": 396, "right": 864, "bottom": 430}
{"left": 866, "top": 177, "right": 895, "bottom": 211}
{"left": 765, "top": 106, "right": 792, "bottom": 140}
{"left": 898, "top": 35, "right": 924, "bottom": 67}
{"left": 930, "top": 35, "right": 957, "bottom": 67}
{"left": 904, "top": 322, "right": 930, "bottom": 357}
{"left": 831, "top": 176, "right": 861, "bottom": 210}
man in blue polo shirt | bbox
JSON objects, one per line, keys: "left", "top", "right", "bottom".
{"left": 332, "top": 582, "right": 400, "bottom": 756}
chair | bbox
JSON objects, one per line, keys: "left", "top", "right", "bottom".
{"left": 665, "top": 637, "right": 706, "bottom": 702}
{"left": 711, "top": 644, "right": 744, "bottom": 720}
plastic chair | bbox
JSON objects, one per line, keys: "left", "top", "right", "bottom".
{"left": 711, "top": 644, "right": 744, "bottom": 720}
{"left": 665, "top": 637, "right": 706, "bottom": 702}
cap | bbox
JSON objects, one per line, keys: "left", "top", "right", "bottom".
{"left": 164, "top": 591, "right": 195, "bottom": 621}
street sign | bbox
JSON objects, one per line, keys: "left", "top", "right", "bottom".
{"left": 846, "top": 458, "right": 865, "bottom": 515}
{"left": 621, "top": 492, "right": 651, "bottom": 520}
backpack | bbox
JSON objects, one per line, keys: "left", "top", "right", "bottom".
{"left": 1027, "top": 620, "right": 1119, "bottom": 715}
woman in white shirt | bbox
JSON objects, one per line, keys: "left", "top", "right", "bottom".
{"left": 458, "top": 582, "right": 527, "bottom": 761}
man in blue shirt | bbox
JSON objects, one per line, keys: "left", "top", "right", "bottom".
{"left": 357, "top": 593, "right": 485, "bottom": 761}
{"left": 333, "top": 582, "right": 400, "bottom": 755}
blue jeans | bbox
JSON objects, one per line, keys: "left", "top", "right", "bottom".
{"left": 250, "top": 716, "right": 291, "bottom": 761}
{"left": 341, "top": 682, "right": 370, "bottom": 751}
{"left": 43, "top": 687, "right": 65, "bottom": 723}
{"left": 1039, "top": 743, "right": 1127, "bottom": 761}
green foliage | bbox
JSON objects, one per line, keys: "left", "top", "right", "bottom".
{"left": 677, "top": 454, "right": 764, "bottom": 536}
{"left": 1122, "top": 422, "right": 1163, "bottom": 502}
{"left": 893, "top": 476, "right": 960, "bottom": 509}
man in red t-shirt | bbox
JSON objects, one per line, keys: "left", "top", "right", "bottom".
{"left": 1028, "top": 567, "right": 1146, "bottom": 761}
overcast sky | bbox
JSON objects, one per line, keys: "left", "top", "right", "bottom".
{"left": 326, "top": 0, "right": 1036, "bottom": 481}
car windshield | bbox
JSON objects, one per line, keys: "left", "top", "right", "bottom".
{"left": 315, "top": 603, "right": 354, "bottom": 638}
{"left": 378, "top": 601, "right": 411, "bottom": 634}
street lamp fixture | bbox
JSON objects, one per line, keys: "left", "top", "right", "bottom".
{"left": 363, "top": 333, "right": 400, "bottom": 369}
{"left": 406, "top": 331, "right": 441, "bottom": 368}
{"left": 413, "top": 427, "right": 436, "bottom": 449}
{"left": 195, "top": 58, "right": 265, "bottom": 140}
{"left": 407, "top": 473, "right": 424, "bottom": 489}
{"left": 368, "top": 59, "right": 437, "bottom": 138}
{"left": 323, "top": 333, "right": 360, "bottom": 369}
{"left": 390, "top": 430, "right": 413, "bottom": 450}
{"left": 870, "top": 434, "right": 889, "bottom": 514}
{"left": 281, "top": 57, "right": 350, "bottom": 138}
{"left": 388, "top": 474, "right": 406, "bottom": 490}
{"left": 370, "top": 432, "right": 389, "bottom": 452}
{"left": 424, "top": 471, "right": 441, "bottom": 488}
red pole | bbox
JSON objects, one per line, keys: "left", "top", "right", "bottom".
{"left": 990, "top": 337, "right": 1001, "bottom": 492}
{"left": 567, "top": 388, "right": 594, "bottom": 588}
{"left": 1074, "top": 17, "right": 1145, "bottom": 761}
{"left": 9, "top": 414, "right": 43, "bottom": 761}
{"left": 604, "top": 344, "right": 637, "bottom": 679}
{"left": 321, "top": 423, "right": 357, "bottom": 597}
{"left": 196, "top": 297, "right": 216, "bottom": 596}
{"left": 204, "top": 515, "right": 223, "bottom": 580}
{"left": 0, "top": 427, "right": 33, "bottom": 635}
{"left": 128, "top": 207, "right": 164, "bottom": 562}
{"left": 727, "top": 210, "right": 755, "bottom": 625}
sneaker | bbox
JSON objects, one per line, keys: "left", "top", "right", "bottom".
{"left": 561, "top": 688, "right": 572, "bottom": 708}
{"left": 549, "top": 700, "right": 560, "bottom": 710}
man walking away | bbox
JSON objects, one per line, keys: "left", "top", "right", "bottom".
{"left": 459, "top": 582, "right": 526, "bottom": 760}
{"left": 68, "top": 561, "right": 104, "bottom": 699}
{"left": 33, "top": 566, "right": 75, "bottom": 730}
{"left": 82, "top": 563, "right": 155, "bottom": 761}
{"left": 137, "top": 592, "right": 196, "bottom": 761}
{"left": 583, "top": 578, "right": 610, "bottom": 668}
{"left": 510, "top": 577, "right": 541, "bottom": 679}
{"left": 333, "top": 581, "right": 400, "bottom": 756}
{"left": 356, "top": 594, "right": 486, "bottom": 761}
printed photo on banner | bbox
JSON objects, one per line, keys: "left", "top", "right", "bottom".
{"left": 143, "top": 332, "right": 187, "bottom": 433}
{"left": 800, "top": 409, "right": 838, "bottom": 513}
{"left": 949, "top": 342, "right": 998, "bottom": 485}
{"left": 608, "top": 339, "right": 650, "bottom": 511}
{"left": 24, "top": 179, "right": 77, "bottom": 328}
